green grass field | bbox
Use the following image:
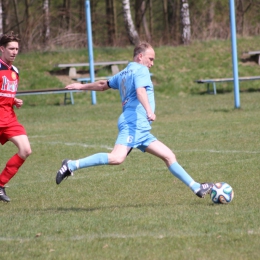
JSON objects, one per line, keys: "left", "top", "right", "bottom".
{"left": 1, "top": 91, "right": 260, "bottom": 259}
{"left": 1, "top": 37, "right": 260, "bottom": 259}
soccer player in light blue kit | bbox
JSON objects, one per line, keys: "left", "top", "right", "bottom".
{"left": 56, "top": 42, "right": 213, "bottom": 198}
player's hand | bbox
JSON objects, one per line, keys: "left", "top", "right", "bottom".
{"left": 65, "top": 83, "right": 82, "bottom": 90}
{"left": 147, "top": 112, "right": 156, "bottom": 121}
{"left": 14, "top": 98, "right": 23, "bottom": 108}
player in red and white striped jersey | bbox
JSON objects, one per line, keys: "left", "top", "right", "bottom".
{"left": 0, "top": 32, "right": 32, "bottom": 202}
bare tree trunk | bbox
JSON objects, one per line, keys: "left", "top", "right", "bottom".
{"left": 106, "top": 0, "right": 116, "bottom": 45}
{"left": 207, "top": 1, "right": 215, "bottom": 37}
{"left": 112, "top": 0, "right": 117, "bottom": 43}
{"left": 141, "top": 1, "right": 151, "bottom": 42}
{"left": 237, "top": 0, "right": 252, "bottom": 36}
{"left": 122, "top": 0, "right": 139, "bottom": 45}
{"left": 2, "top": 0, "right": 9, "bottom": 33}
{"left": 180, "top": 0, "right": 191, "bottom": 45}
{"left": 135, "top": 0, "right": 142, "bottom": 35}
{"left": 169, "top": 0, "right": 181, "bottom": 44}
{"left": 43, "top": 0, "right": 50, "bottom": 45}
{"left": 162, "top": 0, "right": 169, "bottom": 43}
{"left": 148, "top": 0, "right": 153, "bottom": 40}
{"left": 0, "top": 0, "right": 3, "bottom": 35}
{"left": 24, "top": 0, "right": 32, "bottom": 50}
{"left": 60, "top": 0, "right": 71, "bottom": 30}
{"left": 67, "top": 0, "right": 71, "bottom": 30}
{"left": 13, "top": 0, "right": 21, "bottom": 36}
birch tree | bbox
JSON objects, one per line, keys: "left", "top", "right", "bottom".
{"left": 180, "top": 0, "right": 191, "bottom": 45}
{"left": 43, "top": 0, "right": 50, "bottom": 45}
{"left": 122, "top": 0, "right": 139, "bottom": 45}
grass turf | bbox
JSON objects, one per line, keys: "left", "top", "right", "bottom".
{"left": 1, "top": 91, "right": 260, "bottom": 259}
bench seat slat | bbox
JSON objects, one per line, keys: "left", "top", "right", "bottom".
{"left": 195, "top": 76, "right": 260, "bottom": 94}
{"left": 55, "top": 60, "right": 129, "bottom": 68}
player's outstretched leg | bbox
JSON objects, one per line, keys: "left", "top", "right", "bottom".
{"left": 194, "top": 182, "right": 214, "bottom": 198}
{"left": 0, "top": 186, "right": 10, "bottom": 202}
{"left": 56, "top": 159, "right": 74, "bottom": 185}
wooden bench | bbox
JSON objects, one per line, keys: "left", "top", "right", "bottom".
{"left": 195, "top": 76, "right": 260, "bottom": 94}
{"left": 244, "top": 51, "right": 260, "bottom": 65}
{"left": 16, "top": 88, "right": 86, "bottom": 105}
{"left": 54, "top": 60, "right": 129, "bottom": 78}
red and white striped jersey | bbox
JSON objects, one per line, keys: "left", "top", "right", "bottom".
{"left": 0, "top": 59, "right": 19, "bottom": 127}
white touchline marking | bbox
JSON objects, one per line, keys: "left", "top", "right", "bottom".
{"left": 30, "top": 140, "right": 114, "bottom": 150}
{"left": 0, "top": 229, "right": 259, "bottom": 242}
{"left": 174, "top": 149, "right": 260, "bottom": 154}
{"left": 30, "top": 141, "right": 260, "bottom": 154}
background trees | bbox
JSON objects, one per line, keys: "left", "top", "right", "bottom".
{"left": 0, "top": 0, "right": 260, "bottom": 51}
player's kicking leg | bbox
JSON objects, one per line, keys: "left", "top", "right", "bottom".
{"left": 145, "top": 140, "right": 213, "bottom": 198}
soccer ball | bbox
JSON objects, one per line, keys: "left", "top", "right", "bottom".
{"left": 210, "top": 182, "right": 234, "bottom": 204}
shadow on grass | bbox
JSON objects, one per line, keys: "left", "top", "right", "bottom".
{"left": 46, "top": 203, "right": 173, "bottom": 212}
{"left": 45, "top": 201, "right": 215, "bottom": 212}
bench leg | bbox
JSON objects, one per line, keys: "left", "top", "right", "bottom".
{"left": 213, "top": 82, "right": 217, "bottom": 95}
{"left": 64, "top": 92, "right": 74, "bottom": 105}
{"left": 206, "top": 83, "right": 217, "bottom": 94}
{"left": 207, "top": 83, "right": 210, "bottom": 94}
{"left": 70, "top": 92, "right": 74, "bottom": 105}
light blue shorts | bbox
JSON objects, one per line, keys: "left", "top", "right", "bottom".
{"left": 115, "top": 123, "right": 157, "bottom": 152}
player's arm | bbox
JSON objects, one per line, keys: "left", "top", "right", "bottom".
{"left": 136, "top": 87, "right": 156, "bottom": 121}
{"left": 65, "top": 80, "right": 110, "bottom": 91}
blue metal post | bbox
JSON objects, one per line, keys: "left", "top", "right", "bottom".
{"left": 229, "top": 0, "right": 240, "bottom": 108}
{"left": 85, "top": 0, "right": 96, "bottom": 105}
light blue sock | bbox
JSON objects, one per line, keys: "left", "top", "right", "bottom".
{"left": 168, "top": 162, "right": 200, "bottom": 192}
{"left": 68, "top": 153, "right": 109, "bottom": 172}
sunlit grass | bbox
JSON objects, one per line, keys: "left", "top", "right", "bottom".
{"left": 1, "top": 91, "right": 260, "bottom": 259}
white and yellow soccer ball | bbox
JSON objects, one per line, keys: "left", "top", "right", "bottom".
{"left": 210, "top": 182, "right": 234, "bottom": 204}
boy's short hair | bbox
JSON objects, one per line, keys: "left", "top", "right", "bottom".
{"left": 0, "top": 31, "right": 20, "bottom": 47}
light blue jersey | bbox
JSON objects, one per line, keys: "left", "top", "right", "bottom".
{"left": 108, "top": 62, "right": 157, "bottom": 151}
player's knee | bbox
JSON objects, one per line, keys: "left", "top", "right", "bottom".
{"left": 162, "top": 153, "right": 176, "bottom": 166}
{"left": 26, "top": 147, "right": 32, "bottom": 157}
{"left": 109, "top": 154, "right": 126, "bottom": 165}
{"left": 20, "top": 147, "right": 32, "bottom": 159}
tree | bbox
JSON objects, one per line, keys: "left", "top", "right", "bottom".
{"left": 180, "top": 0, "right": 191, "bottom": 45}
{"left": 0, "top": 0, "right": 3, "bottom": 35}
{"left": 106, "top": 0, "right": 117, "bottom": 45}
{"left": 162, "top": 0, "right": 169, "bottom": 43}
{"left": 148, "top": 0, "right": 153, "bottom": 41}
{"left": 24, "top": 0, "right": 32, "bottom": 50}
{"left": 43, "top": 0, "right": 50, "bottom": 45}
{"left": 13, "top": 0, "right": 21, "bottom": 37}
{"left": 2, "top": 0, "right": 9, "bottom": 33}
{"left": 122, "top": 0, "right": 139, "bottom": 45}
{"left": 60, "top": 0, "right": 71, "bottom": 30}
{"left": 237, "top": 0, "right": 252, "bottom": 36}
{"left": 141, "top": 0, "right": 151, "bottom": 42}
